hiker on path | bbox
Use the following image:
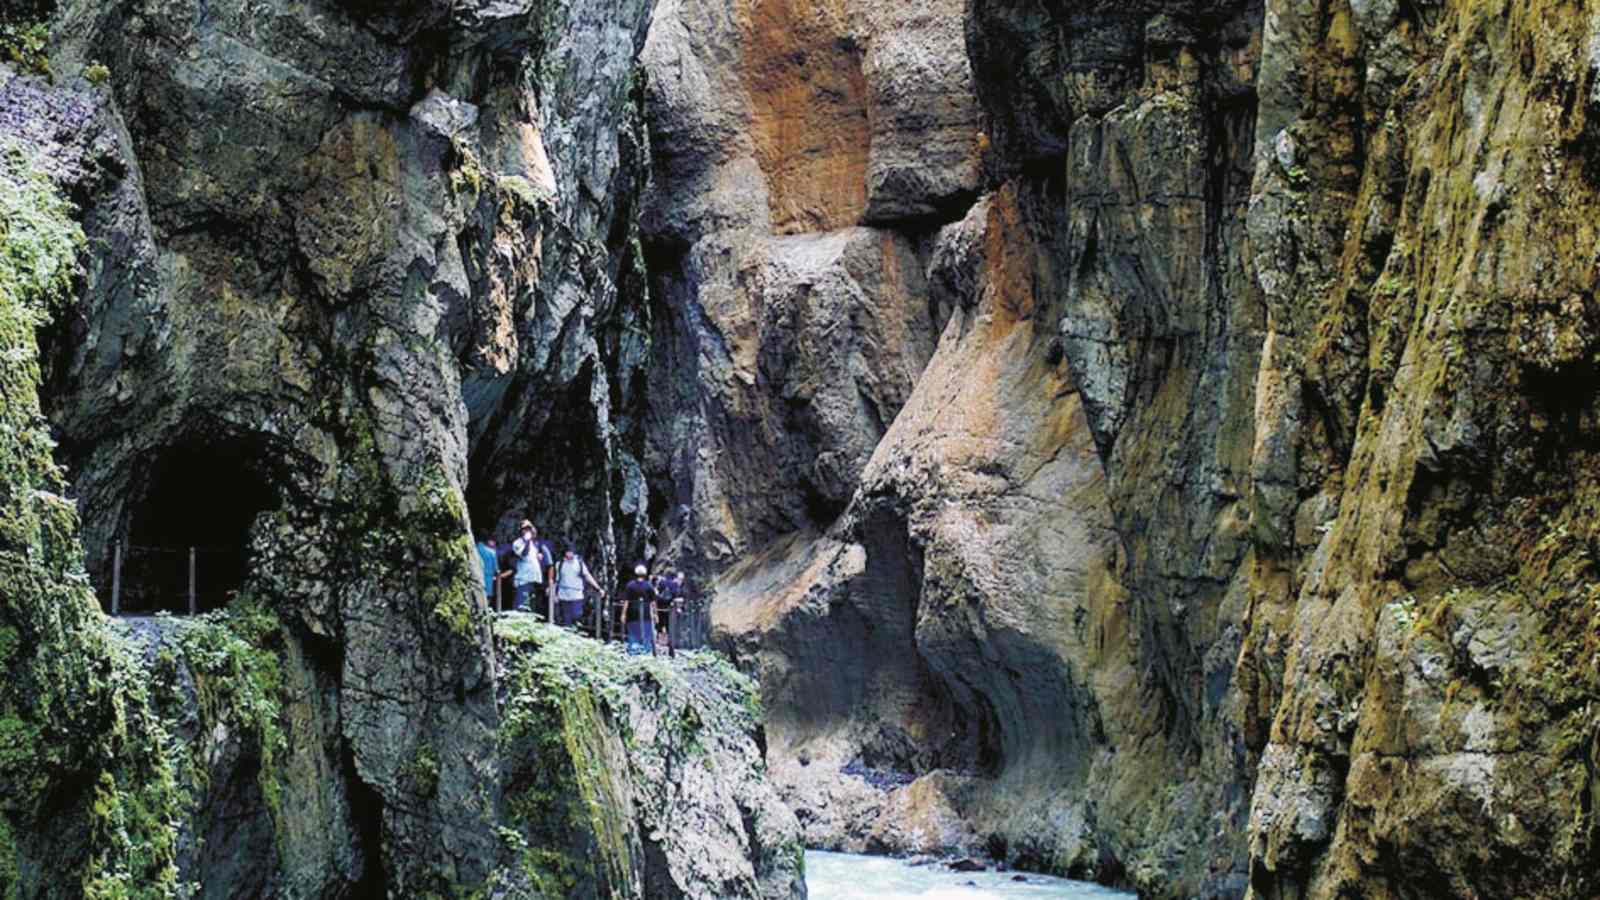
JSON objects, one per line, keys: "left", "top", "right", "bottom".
{"left": 511, "top": 521, "right": 552, "bottom": 612}
{"left": 554, "top": 543, "right": 602, "bottom": 627}
{"left": 623, "top": 564, "right": 657, "bottom": 655}
{"left": 476, "top": 534, "right": 501, "bottom": 607}
{"left": 653, "top": 565, "right": 680, "bottom": 654}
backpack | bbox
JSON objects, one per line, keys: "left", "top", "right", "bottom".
{"left": 557, "top": 556, "right": 588, "bottom": 593}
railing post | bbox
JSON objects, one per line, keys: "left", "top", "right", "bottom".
{"left": 494, "top": 573, "right": 502, "bottom": 614}
{"left": 547, "top": 584, "right": 554, "bottom": 626}
{"left": 668, "top": 604, "right": 678, "bottom": 658}
{"left": 592, "top": 591, "right": 600, "bottom": 638}
{"left": 188, "top": 547, "right": 196, "bottom": 616}
{"left": 111, "top": 541, "right": 122, "bottom": 616}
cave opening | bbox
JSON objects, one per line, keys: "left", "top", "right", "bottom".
{"left": 118, "top": 434, "right": 281, "bottom": 615}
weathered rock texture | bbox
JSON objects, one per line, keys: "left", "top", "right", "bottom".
{"left": 494, "top": 617, "right": 805, "bottom": 900}
{"left": 14, "top": 0, "right": 1600, "bottom": 893}
{"left": 638, "top": 0, "right": 978, "bottom": 570}
{"left": 644, "top": 0, "right": 1263, "bottom": 892}
{"left": 1, "top": 0, "right": 806, "bottom": 894}
{"left": 32, "top": 0, "right": 661, "bottom": 888}
{"left": 640, "top": 0, "right": 1600, "bottom": 897}
{"left": 1240, "top": 0, "right": 1600, "bottom": 896}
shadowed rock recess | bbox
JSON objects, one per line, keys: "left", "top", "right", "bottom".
{"left": 1, "top": 0, "right": 802, "bottom": 895}
{"left": 7, "top": 0, "right": 1600, "bottom": 896}
{"left": 643, "top": 0, "right": 1600, "bottom": 897}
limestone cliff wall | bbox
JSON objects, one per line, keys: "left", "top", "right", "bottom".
{"left": 640, "top": 0, "right": 1600, "bottom": 897}
{"left": 10, "top": 0, "right": 1600, "bottom": 895}
{"left": 1242, "top": 0, "right": 1600, "bottom": 896}
{"left": 1, "top": 0, "right": 804, "bottom": 895}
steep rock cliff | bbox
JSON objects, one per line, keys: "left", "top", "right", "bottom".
{"left": 1242, "top": 0, "right": 1600, "bottom": 896}
{"left": 650, "top": 0, "right": 1264, "bottom": 893}
{"left": 638, "top": 0, "right": 979, "bottom": 571}
{"left": 12, "top": 0, "right": 1600, "bottom": 894}
{"left": 1, "top": 0, "right": 806, "bottom": 894}
{"left": 643, "top": 0, "right": 1600, "bottom": 897}
{"left": 9, "top": 0, "right": 661, "bottom": 891}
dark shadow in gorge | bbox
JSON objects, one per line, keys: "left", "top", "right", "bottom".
{"left": 114, "top": 425, "right": 286, "bottom": 615}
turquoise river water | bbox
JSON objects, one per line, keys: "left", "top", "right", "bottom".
{"left": 805, "top": 851, "right": 1134, "bottom": 900}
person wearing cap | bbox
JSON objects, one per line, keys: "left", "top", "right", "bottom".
{"left": 510, "top": 520, "right": 551, "bottom": 613}
{"left": 622, "top": 564, "right": 658, "bottom": 655}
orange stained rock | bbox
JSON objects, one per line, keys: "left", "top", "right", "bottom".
{"left": 739, "top": 0, "right": 869, "bottom": 234}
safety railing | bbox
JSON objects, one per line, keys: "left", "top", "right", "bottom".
{"left": 517, "top": 591, "right": 711, "bottom": 654}
{"left": 106, "top": 541, "right": 247, "bottom": 616}
{"left": 668, "top": 598, "right": 711, "bottom": 652}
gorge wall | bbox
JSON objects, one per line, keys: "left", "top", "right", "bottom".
{"left": 2, "top": 0, "right": 804, "bottom": 896}
{"left": 7, "top": 0, "right": 1600, "bottom": 896}
{"left": 637, "top": 0, "right": 1600, "bottom": 898}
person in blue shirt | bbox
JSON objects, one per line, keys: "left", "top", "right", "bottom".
{"left": 476, "top": 534, "right": 500, "bottom": 609}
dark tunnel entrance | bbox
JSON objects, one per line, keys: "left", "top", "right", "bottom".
{"left": 118, "top": 436, "right": 281, "bottom": 615}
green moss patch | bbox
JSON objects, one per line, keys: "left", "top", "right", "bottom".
{"left": 492, "top": 620, "right": 774, "bottom": 896}
{"left": 1, "top": 134, "right": 185, "bottom": 899}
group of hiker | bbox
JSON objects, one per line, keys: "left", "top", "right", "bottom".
{"left": 474, "top": 519, "right": 691, "bottom": 656}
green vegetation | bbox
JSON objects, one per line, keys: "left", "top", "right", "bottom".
{"left": 162, "top": 600, "right": 288, "bottom": 810}
{"left": 407, "top": 743, "right": 441, "bottom": 798}
{"left": 492, "top": 619, "right": 771, "bottom": 896}
{"left": 307, "top": 390, "right": 483, "bottom": 646}
{"left": 0, "top": 137, "right": 298, "bottom": 900}
{"left": 497, "top": 624, "right": 638, "bottom": 896}
{"left": 0, "top": 0, "right": 52, "bottom": 74}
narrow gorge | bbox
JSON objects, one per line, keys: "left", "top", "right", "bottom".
{"left": 3, "top": 0, "right": 1600, "bottom": 897}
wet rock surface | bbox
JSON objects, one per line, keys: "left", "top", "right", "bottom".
{"left": 492, "top": 616, "right": 805, "bottom": 900}
{"left": 10, "top": 0, "right": 1600, "bottom": 895}
{"left": 648, "top": 0, "right": 1600, "bottom": 899}
{"left": 1, "top": 0, "right": 752, "bottom": 892}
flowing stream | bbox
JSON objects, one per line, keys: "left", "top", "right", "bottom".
{"left": 805, "top": 851, "right": 1134, "bottom": 899}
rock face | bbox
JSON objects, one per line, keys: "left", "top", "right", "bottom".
{"left": 13, "top": 0, "right": 1600, "bottom": 894}
{"left": 2, "top": 0, "right": 806, "bottom": 895}
{"left": 1240, "top": 0, "right": 1600, "bottom": 896}
{"left": 639, "top": 0, "right": 1600, "bottom": 898}
{"left": 494, "top": 617, "right": 805, "bottom": 900}
{"left": 646, "top": 0, "right": 1263, "bottom": 891}
{"left": 638, "top": 0, "right": 978, "bottom": 571}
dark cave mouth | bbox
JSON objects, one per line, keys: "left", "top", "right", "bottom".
{"left": 120, "top": 435, "right": 282, "bottom": 614}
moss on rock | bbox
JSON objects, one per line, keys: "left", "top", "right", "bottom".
{"left": 491, "top": 619, "right": 803, "bottom": 899}
{"left": 0, "top": 135, "right": 188, "bottom": 900}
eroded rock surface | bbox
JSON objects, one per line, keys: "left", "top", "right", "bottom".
{"left": 12, "top": 0, "right": 1600, "bottom": 895}
{"left": 493, "top": 617, "right": 805, "bottom": 900}
{"left": 1, "top": 0, "right": 758, "bottom": 892}
{"left": 639, "top": 0, "right": 977, "bottom": 571}
{"left": 648, "top": 0, "right": 1600, "bottom": 898}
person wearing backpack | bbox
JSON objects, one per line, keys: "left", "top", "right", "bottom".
{"left": 652, "top": 565, "right": 678, "bottom": 654}
{"left": 554, "top": 543, "right": 601, "bottom": 627}
{"left": 510, "top": 520, "right": 551, "bottom": 612}
{"left": 622, "top": 564, "right": 658, "bottom": 655}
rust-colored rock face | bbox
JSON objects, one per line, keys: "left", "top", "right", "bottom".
{"left": 16, "top": 0, "right": 1600, "bottom": 893}
{"left": 646, "top": 0, "right": 1600, "bottom": 896}
{"left": 740, "top": 0, "right": 870, "bottom": 233}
